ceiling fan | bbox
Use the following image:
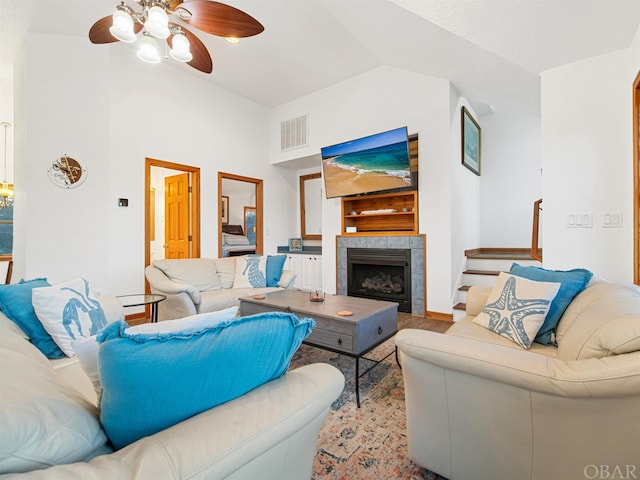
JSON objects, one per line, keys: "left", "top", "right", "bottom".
{"left": 88, "top": 0, "right": 264, "bottom": 74}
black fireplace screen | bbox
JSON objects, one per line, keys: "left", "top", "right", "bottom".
{"left": 347, "top": 248, "right": 411, "bottom": 312}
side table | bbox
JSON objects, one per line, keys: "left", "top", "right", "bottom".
{"left": 116, "top": 294, "right": 166, "bottom": 323}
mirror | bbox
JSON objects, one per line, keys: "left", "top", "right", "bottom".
{"left": 300, "top": 173, "right": 322, "bottom": 240}
{"left": 218, "top": 172, "right": 263, "bottom": 258}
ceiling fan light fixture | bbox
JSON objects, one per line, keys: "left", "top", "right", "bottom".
{"left": 170, "top": 32, "right": 193, "bottom": 63}
{"left": 137, "top": 34, "right": 161, "bottom": 63}
{"left": 145, "top": 5, "right": 170, "bottom": 39}
{"left": 109, "top": 9, "right": 136, "bottom": 43}
{"left": 225, "top": 36, "right": 240, "bottom": 44}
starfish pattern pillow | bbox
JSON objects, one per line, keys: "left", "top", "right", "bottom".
{"left": 473, "top": 272, "right": 561, "bottom": 348}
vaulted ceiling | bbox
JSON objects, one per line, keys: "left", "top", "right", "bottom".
{"left": 2, "top": 0, "right": 640, "bottom": 115}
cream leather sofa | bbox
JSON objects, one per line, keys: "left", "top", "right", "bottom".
{"left": 145, "top": 257, "right": 296, "bottom": 321}
{"left": 396, "top": 278, "right": 640, "bottom": 480}
{"left": 0, "top": 304, "right": 344, "bottom": 478}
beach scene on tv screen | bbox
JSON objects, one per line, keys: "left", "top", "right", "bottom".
{"left": 322, "top": 127, "right": 412, "bottom": 198}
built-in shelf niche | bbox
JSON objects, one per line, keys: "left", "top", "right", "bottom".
{"left": 341, "top": 190, "right": 418, "bottom": 235}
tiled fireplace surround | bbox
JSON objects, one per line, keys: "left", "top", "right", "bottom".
{"left": 336, "top": 235, "right": 426, "bottom": 316}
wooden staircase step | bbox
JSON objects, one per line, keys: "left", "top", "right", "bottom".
{"left": 466, "top": 253, "right": 537, "bottom": 260}
{"left": 463, "top": 269, "right": 502, "bottom": 276}
{"left": 465, "top": 248, "right": 541, "bottom": 261}
{"left": 453, "top": 302, "right": 466, "bottom": 311}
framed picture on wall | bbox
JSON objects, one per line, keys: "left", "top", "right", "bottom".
{"left": 221, "top": 196, "right": 229, "bottom": 224}
{"left": 288, "top": 237, "right": 303, "bottom": 252}
{"left": 461, "top": 106, "right": 481, "bottom": 176}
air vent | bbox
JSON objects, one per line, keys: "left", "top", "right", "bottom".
{"left": 280, "top": 115, "right": 308, "bottom": 151}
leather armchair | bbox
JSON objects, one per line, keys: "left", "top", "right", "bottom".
{"left": 396, "top": 279, "right": 640, "bottom": 480}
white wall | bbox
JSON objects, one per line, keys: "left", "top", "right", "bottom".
{"left": 541, "top": 45, "right": 639, "bottom": 281}
{"left": 270, "top": 66, "right": 453, "bottom": 313}
{"left": 17, "top": 32, "right": 297, "bottom": 295}
{"left": 450, "top": 94, "right": 482, "bottom": 300}
{"left": 0, "top": 64, "right": 14, "bottom": 182}
{"left": 480, "top": 110, "right": 542, "bottom": 247}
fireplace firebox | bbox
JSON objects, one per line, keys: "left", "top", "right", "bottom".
{"left": 347, "top": 248, "right": 411, "bottom": 312}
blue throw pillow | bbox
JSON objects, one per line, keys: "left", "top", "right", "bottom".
{"left": 0, "top": 278, "right": 65, "bottom": 359}
{"left": 97, "top": 311, "right": 314, "bottom": 449}
{"left": 266, "top": 255, "right": 287, "bottom": 287}
{"left": 509, "top": 263, "right": 593, "bottom": 346}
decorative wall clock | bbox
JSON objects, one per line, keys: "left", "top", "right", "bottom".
{"left": 48, "top": 156, "right": 87, "bottom": 189}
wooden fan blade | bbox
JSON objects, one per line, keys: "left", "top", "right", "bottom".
{"left": 178, "top": 0, "right": 264, "bottom": 38}
{"left": 89, "top": 16, "right": 118, "bottom": 44}
{"left": 89, "top": 15, "right": 143, "bottom": 44}
{"left": 168, "top": 26, "right": 213, "bottom": 74}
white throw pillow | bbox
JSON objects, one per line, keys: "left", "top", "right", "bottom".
{"left": 223, "top": 233, "right": 250, "bottom": 245}
{"left": 32, "top": 276, "right": 110, "bottom": 357}
{"left": 127, "top": 306, "right": 239, "bottom": 335}
{"left": 233, "top": 255, "right": 267, "bottom": 288}
{"left": 71, "top": 335, "right": 102, "bottom": 400}
{"left": 473, "top": 272, "right": 561, "bottom": 349}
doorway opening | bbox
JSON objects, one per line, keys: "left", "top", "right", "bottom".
{"left": 145, "top": 157, "right": 201, "bottom": 290}
{"left": 633, "top": 71, "right": 640, "bottom": 285}
{"left": 218, "top": 172, "right": 263, "bottom": 258}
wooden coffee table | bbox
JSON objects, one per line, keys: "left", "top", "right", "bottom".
{"left": 239, "top": 289, "right": 398, "bottom": 407}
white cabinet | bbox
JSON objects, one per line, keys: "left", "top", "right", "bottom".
{"left": 285, "top": 254, "right": 322, "bottom": 292}
{"left": 285, "top": 254, "right": 302, "bottom": 289}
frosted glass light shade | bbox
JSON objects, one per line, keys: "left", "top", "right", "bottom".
{"left": 137, "top": 35, "right": 161, "bottom": 63}
{"left": 110, "top": 9, "right": 136, "bottom": 43}
{"left": 0, "top": 183, "right": 13, "bottom": 199}
{"left": 170, "top": 32, "right": 192, "bottom": 62}
{"left": 145, "top": 6, "right": 170, "bottom": 39}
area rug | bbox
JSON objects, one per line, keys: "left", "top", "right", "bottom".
{"left": 289, "top": 337, "right": 448, "bottom": 480}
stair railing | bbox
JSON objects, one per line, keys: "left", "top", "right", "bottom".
{"left": 531, "top": 199, "right": 542, "bottom": 261}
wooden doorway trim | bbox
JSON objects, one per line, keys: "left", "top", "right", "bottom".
{"left": 634, "top": 71, "right": 640, "bottom": 285}
{"left": 145, "top": 158, "right": 201, "bottom": 291}
{"left": 217, "top": 172, "right": 263, "bottom": 258}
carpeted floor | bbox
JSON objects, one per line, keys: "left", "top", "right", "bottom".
{"left": 289, "top": 315, "right": 450, "bottom": 480}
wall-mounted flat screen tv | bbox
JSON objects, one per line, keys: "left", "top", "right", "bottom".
{"left": 321, "top": 126, "right": 413, "bottom": 199}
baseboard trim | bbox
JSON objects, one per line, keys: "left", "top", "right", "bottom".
{"left": 426, "top": 310, "right": 453, "bottom": 322}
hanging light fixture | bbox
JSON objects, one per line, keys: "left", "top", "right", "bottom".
{"left": 0, "top": 122, "right": 14, "bottom": 209}
{"left": 169, "top": 29, "right": 192, "bottom": 63}
{"left": 109, "top": 5, "right": 136, "bottom": 43}
{"left": 144, "top": 5, "right": 170, "bottom": 39}
{"left": 90, "top": 1, "right": 265, "bottom": 75}
{"left": 137, "top": 33, "right": 161, "bottom": 63}
{"left": 101, "top": 2, "right": 190, "bottom": 66}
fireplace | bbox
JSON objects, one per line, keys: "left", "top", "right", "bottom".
{"left": 347, "top": 248, "right": 411, "bottom": 313}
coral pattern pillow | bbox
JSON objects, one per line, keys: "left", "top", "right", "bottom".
{"left": 97, "top": 311, "right": 314, "bottom": 449}
{"left": 233, "top": 255, "right": 267, "bottom": 288}
{"left": 32, "top": 276, "right": 109, "bottom": 357}
{"left": 473, "top": 272, "right": 561, "bottom": 349}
